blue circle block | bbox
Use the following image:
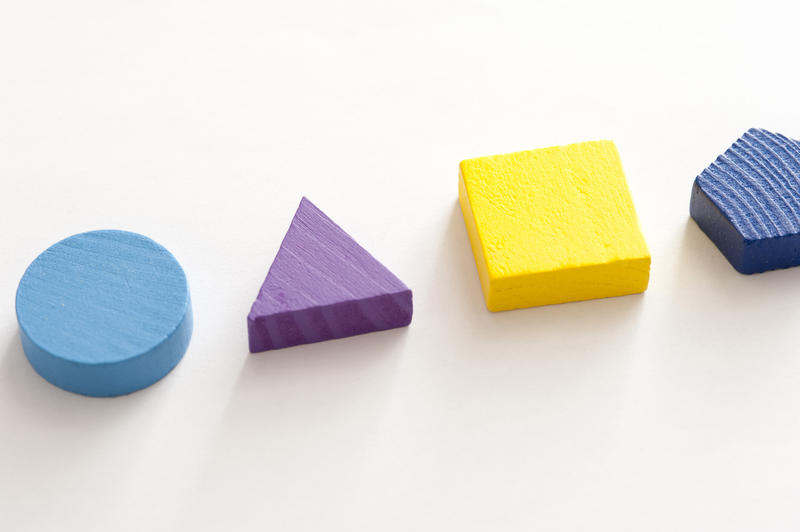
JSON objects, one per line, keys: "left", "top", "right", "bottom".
{"left": 15, "top": 230, "right": 193, "bottom": 397}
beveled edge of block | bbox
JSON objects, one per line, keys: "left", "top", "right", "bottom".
{"left": 485, "top": 256, "right": 651, "bottom": 312}
{"left": 458, "top": 166, "right": 492, "bottom": 309}
{"left": 247, "top": 289, "right": 412, "bottom": 352}
{"left": 459, "top": 139, "right": 618, "bottom": 169}
{"left": 691, "top": 177, "right": 800, "bottom": 274}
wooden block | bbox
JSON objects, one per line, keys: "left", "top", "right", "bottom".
{"left": 459, "top": 140, "right": 650, "bottom": 311}
{"left": 247, "top": 197, "right": 412, "bottom": 352}
{"left": 15, "top": 230, "right": 192, "bottom": 397}
{"left": 690, "top": 128, "right": 800, "bottom": 274}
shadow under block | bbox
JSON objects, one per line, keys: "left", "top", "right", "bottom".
{"left": 689, "top": 128, "right": 800, "bottom": 274}
{"left": 459, "top": 140, "right": 650, "bottom": 312}
{"left": 15, "top": 230, "right": 193, "bottom": 397}
{"left": 247, "top": 197, "right": 412, "bottom": 352}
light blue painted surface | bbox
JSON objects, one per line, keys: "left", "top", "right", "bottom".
{"left": 15, "top": 230, "right": 192, "bottom": 397}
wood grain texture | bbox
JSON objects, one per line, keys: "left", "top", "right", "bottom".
{"left": 690, "top": 128, "right": 800, "bottom": 274}
{"left": 15, "top": 230, "right": 192, "bottom": 397}
{"left": 247, "top": 197, "right": 412, "bottom": 352}
{"left": 459, "top": 140, "right": 650, "bottom": 311}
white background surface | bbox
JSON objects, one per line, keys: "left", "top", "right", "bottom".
{"left": 2, "top": 1, "right": 800, "bottom": 530}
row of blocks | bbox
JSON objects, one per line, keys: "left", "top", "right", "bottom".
{"left": 15, "top": 128, "right": 799, "bottom": 397}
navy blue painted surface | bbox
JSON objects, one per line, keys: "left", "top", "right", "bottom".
{"left": 690, "top": 128, "right": 800, "bottom": 274}
{"left": 15, "top": 230, "right": 192, "bottom": 397}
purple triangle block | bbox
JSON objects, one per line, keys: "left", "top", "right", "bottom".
{"left": 247, "top": 197, "right": 413, "bottom": 352}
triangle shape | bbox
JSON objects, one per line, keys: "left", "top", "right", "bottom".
{"left": 248, "top": 197, "right": 413, "bottom": 352}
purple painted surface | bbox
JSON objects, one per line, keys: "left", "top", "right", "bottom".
{"left": 248, "top": 197, "right": 412, "bottom": 352}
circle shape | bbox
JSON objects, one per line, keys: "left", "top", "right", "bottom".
{"left": 15, "top": 230, "right": 193, "bottom": 397}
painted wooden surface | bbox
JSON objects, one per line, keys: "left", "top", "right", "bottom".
{"left": 15, "top": 230, "right": 193, "bottom": 397}
{"left": 690, "top": 128, "right": 800, "bottom": 274}
{"left": 247, "top": 197, "right": 412, "bottom": 352}
{"left": 459, "top": 140, "right": 650, "bottom": 311}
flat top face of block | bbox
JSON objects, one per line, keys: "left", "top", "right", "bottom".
{"left": 460, "top": 140, "right": 649, "bottom": 279}
{"left": 695, "top": 128, "right": 800, "bottom": 241}
{"left": 249, "top": 197, "right": 409, "bottom": 318}
{"left": 15, "top": 230, "right": 190, "bottom": 365}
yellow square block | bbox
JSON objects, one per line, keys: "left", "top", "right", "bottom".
{"left": 458, "top": 140, "right": 650, "bottom": 312}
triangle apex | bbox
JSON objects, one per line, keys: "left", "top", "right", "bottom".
{"left": 296, "top": 196, "right": 323, "bottom": 217}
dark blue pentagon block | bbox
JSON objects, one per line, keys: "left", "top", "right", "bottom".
{"left": 690, "top": 128, "right": 800, "bottom": 274}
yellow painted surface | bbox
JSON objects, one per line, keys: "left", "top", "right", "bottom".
{"left": 458, "top": 140, "right": 650, "bottom": 311}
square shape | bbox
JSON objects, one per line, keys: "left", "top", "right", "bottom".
{"left": 459, "top": 140, "right": 650, "bottom": 311}
{"left": 690, "top": 128, "right": 800, "bottom": 274}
